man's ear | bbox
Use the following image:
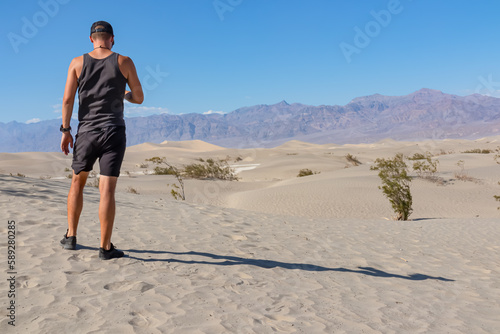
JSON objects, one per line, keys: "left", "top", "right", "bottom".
{"left": 89, "top": 36, "right": 94, "bottom": 43}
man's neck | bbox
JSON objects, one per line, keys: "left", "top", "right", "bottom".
{"left": 89, "top": 46, "right": 113, "bottom": 59}
{"left": 94, "top": 45, "right": 110, "bottom": 50}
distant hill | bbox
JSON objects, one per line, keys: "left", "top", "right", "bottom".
{"left": 2, "top": 88, "right": 500, "bottom": 152}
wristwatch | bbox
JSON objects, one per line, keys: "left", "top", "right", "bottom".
{"left": 60, "top": 125, "right": 72, "bottom": 133}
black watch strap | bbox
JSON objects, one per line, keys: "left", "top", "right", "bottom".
{"left": 60, "top": 125, "right": 72, "bottom": 133}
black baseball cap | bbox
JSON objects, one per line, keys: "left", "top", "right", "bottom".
{"left": 90, "top": 21, "right": 114, "bottom": 36}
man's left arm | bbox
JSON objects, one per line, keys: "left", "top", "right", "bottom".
{"left": 121, "top": 56, "right": 144, "bottom": 104}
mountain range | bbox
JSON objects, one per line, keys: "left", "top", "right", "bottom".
{"left": 2, "top": 88, "right": 500, "bottom": 153}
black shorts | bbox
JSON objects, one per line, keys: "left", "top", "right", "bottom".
{"left": 72, "top": 126, "right": 126, "bottom": 177}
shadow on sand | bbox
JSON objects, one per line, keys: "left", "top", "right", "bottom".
{"left": 124, "top": 249, "right": 454, "bottom": 282}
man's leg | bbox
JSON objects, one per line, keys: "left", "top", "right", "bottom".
{"left": 98, "top": 175, "right": 118, "bottom": 250}
{"left": 67, "top": 171, "right": 89, "bottom": 237}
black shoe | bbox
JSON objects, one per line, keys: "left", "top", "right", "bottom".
{"left": 99, "top": 243, "right": 124, "bottom": 260}
{"left": 60, "top": 230, "right": 76, "bottom": 250}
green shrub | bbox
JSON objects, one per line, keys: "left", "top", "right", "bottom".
{"left": 146, "top": 157, "right": 186, "bottom": 200}
{"left": 183, "top": 158, "right": 238, "bottom": 180}
{"left": 412, "top": 152, "right": 439, "bottom": 178}
{"left": 408, "top": 152, "right": 428, "bottom": 160}
{"left": 152, "top": 166, "right": 177, "bottom": 175}
{"left": 371, "top": 153, "right": 412, "bottom": 221}
{"left": 495, "top": 155, "right": 500, "bottom": 209}
{"left": 297, "top": 168, "right": 319, "bottom": 177}
{"left": 462, "top": 149, "right": 493, "bottom": 154}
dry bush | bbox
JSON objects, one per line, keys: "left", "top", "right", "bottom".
{"left": 454, "top": 160, "right": 480, "bottom": 183}
{"left": 127, "top": 187, "right": 139, "bottom": 194}
{"left": 345, "top": 153, "right": 361, "bottom": 166}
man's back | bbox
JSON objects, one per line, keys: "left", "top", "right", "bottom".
{"left": 77, "top": 52, "right": 127, "bottom": 133}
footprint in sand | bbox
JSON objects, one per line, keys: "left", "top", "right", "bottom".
{"left": 128, "top": 311, "right": 148, "bottom": 327}
{"left": 103, "top": 281, "right": 154, "bottom": 293}
{"left": 67, "top": 253, "right": 92, "bottom": 262}
{"left": 225, "top": 234, "right": 248, "bottom": 241}
{"left": 16, "top": 275, "right": 39, "bottom": 288}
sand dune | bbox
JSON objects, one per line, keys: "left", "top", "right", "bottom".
{"left": 1, "top": 137, "right": 500, "bottom": 333}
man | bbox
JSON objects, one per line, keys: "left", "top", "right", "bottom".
{"left": 59, "top": 21, "right": 144, "bottom": 260}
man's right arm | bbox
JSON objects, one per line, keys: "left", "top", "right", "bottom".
{"left": 60, "top": 57, "right": 81, "bottom": 155}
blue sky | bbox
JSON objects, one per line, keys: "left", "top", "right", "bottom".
{"left": 1, "top": 0, "right": 500, "bottom": 124}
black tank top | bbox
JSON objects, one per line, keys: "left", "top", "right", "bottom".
{"left": 77, "top": 52, "right": 127, "bottom": 133}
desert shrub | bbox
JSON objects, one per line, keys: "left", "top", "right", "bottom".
{"left": 168, "top": 183, "right": 183, "bottom": 200}
{"left": 412, "top": 152, "right": 439, "bottom": 178}
{"left": 495, "top": 155, "right": 500, "bottom": 209}
{"left": 64, "top": 167, "right": 71, "bottom": 172}
{"left": 495, "top": 195, "right": 500, "bottom": 210}
{"left": 146, "top": 157, "right": 186, "bottom": 200}
{"left": 462, "top": 149, "right": 493, "bottom": 154}
{"left": 408, "top": 152, "right": 428, "bottom": 160}
{"left": 127, "top": 187, "right": 139, "bottom": 194}
{"left": 345, "top": 153, "right": 361, "bottom": 166}
{"left": 297, "top": 168, "right": 316, "bottom": 177}
{"left": 152, "top": 166, "right": 177, "bottom": 175}
{"left": 454, "top": 160, "right": 479, "bottom": 183}
{"left": 88, "top": 177, "right": 100, "bottom": 188}
{"left": 183, "top": 158, "right": 238, "bottom": 180}
{"left": 371, "top": 153, "right": 412, "bottom": 221}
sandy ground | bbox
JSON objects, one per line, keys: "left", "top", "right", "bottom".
{"left": 0, "top": 137, "right": 499, "bottom": 333}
